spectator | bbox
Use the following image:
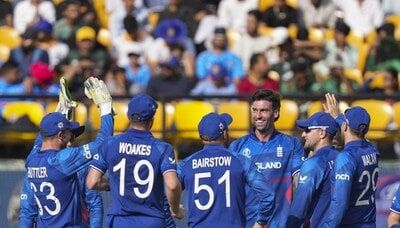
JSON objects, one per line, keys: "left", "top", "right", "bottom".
{"left": 298, "top": 0, "right": 336, "bottom": 28}
{"left": 311, "top": 58, "right": 358, "bottom": 95}
{"left": 314, "top": 21, "right": 358, "bottom": 73}
{"left": 61, "top": 56, "right": 99, "bottom": 100}
{"left": 13, "top": 0, "right": 56, "bottom": 34}
{"left": 9, "top": 27, "right": 49, "bottom": 77}
{"left": 232, "top": 9, "right": 288, "bottom": 71}
{"left": 190, "top": 62, "right": 237, "bottom": 96}
{"left": 108, "top": 0, "right": 149, "bottom": 42}
{"left": 365, "top": 23, "right": 400, "bottom": 71}
{"left": 193, "top": 3, "right": 219, "bottom": 54}
{"left": 217, "top": 0, "right": 258, "bottom": 33}
{"left": 196, "top": 27, "right": 244, "bottom": 82}
{"left": 0, "top": 0, "right": 13, "bottom": 27}
{"left": 0, "top": 61, "right": 29, "bottom": 97}
{"left": 113, "top": 15, "right": 154, "bottom": 67}
{"left": 52, "top": 0, "right": 83, "bottom": 46}
{"left": 62, "top": 26, "right": 112, "bottom": 77}
{"left": 237, "top": 53, "right": 279, "bottom": 95}
{"left": 158, "top": 0, "right": 197, "bottom": 38}
{"left": 147, "top": 57, "right": 195, "bottom": 100}
{"left": 29, "top": 62, "right": 59, "bottom": 96}
{"left": 104, "top": 66, "right": 129, "bottom": 96}
{"left": 123, "top": 46, "right": 152, "bottom": 95}
{"left": 359, "top": 69, "right": 400, "bottom": 104}
{"left": 149, "top": 19, "right": 195, "bottom": 75}
{"left": 35, "top": 20, "right": 69, "bottom": 68}
{"left": 333, "top": 0, "right": 384, "bottom": 36}
{"left": 280, "top": 58, "right": 314, "bottom": 95}
{"left": 261, "top": 0, "right": 298, "bottom": 28}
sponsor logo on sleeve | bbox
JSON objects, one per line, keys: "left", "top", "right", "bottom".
{"left": 169, "top": 157, "right": 176, "bottom": 165}
{"left": 299, "top": 175, "right": 308, "bottom": 184}
{"left": 335, "top": 173, "right": 350, "bottom": 180}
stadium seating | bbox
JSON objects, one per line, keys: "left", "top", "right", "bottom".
{"left": 351, "top": 99, "right": 394, "bottom": 140}
{"left": 275, "top": 99, "right": 299, "bottom": 133}
{"left": 392, "top": 102, "right": 400, "bottom": 130}
{"left": 89, "top": 101, "right": 129, "bottom": 133}
{"left": 217, "top": 101, "right": 250, "bottom": 139}
{"left": 173, "top": 100, "right": 215, "bottom": 140}
{"left": 3, "top": 101, "right": 45, "bottom": 127}
{"left": 152, "top": 102, "right": 175, "bottom": 139}
{"left": 344, "top": 68, "right": 363, "bottom": 85}
{"left": 0, "top": 26, "right": 21, "bottom": 49}
{"left": 307, "top": 100, "right": 349, "bottom": 117}
{"left": 1, "top": 101, "right": 45, "bottom": 142}
{"left": 45, "top": 101, "right": 88, "bottom": 126}
{"left": 0, "top": 45, "right": 10, "bottom": 63}
{"left": 97, "top": 28, "right": 112, "bottom": 48}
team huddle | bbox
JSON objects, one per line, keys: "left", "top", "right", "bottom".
{"left": 18, "top": 77, "right": 397, "bottom": 228}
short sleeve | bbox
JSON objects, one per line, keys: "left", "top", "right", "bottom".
{"left": 391, "top": 185, "right": 400, "bottom": 213}
{"left": 291, "top": 137, "right": 305, "bottom": 176}
{"left": 90, "top": 143, "right": 109, "bottom": 174}
{"left": 160, "top": 144, "right": 177, "bottom": 175}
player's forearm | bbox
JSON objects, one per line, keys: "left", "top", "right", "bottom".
{"left": 166, "top": 182, "right": 181, "bottom": 215}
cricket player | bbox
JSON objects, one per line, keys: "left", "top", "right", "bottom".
{"left": 287, "top": 112, "right": 339, "bottom": 227}
{"left": 322, "top": 93, "right": 379, "bottom": 227}
{"left": 19, "top": 77, "right": 106, "bottom": 228}
{"left": 178, "top": 112, "right": 275, "bottom": 228}
{"left": 388, "top": 185, "right": 400, "bottom": 228}
{"left": 86, "top": 93, "right": 183, "bottom": 227}
{"left": 229, "top": 89, "right": 305, "bottom": 227}
{"left": 21, "top": 77, "right": 114, "bottom": 227}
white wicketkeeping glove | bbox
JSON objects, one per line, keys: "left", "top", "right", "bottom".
{"left": 84, "top": 77, "right": 112, "bottom": 116}
{"left": 56, "top": 77, "right": 77, "bottom": 120}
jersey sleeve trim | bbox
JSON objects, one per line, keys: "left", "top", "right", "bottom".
{"left": 292, "top": 168, "right": 300, "bottom": 176}
{"left": 390, "top": 208, "right": 400, "bottom": 214}
{"left": 90, "top": 165, "right": 105, "bottom": 174}
{"left": 163, "top": 169, "right": 177, "bottom": 175}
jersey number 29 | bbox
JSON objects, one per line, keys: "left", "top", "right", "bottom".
{"left": 355, "top": 167, "right": 379, "bottom": 206}
{"left": 113, "top": 158, "right": 154, "bottom": 198}
{"left": 194, "top": 170, "right": 230, "bottom": 210}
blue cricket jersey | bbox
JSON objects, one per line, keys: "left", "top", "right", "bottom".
{"left": 287, "top": 146, "right": 338, "bottom": 228}
{"left": 322, "top": 140, "right": 379, "bottom": 228}
{"left": 391, "top": 185, "right": 400, "bottom": 214}
{"left": 90, "top": 129, "right": 177, "bottom": 220}
{"left": 178, "top": 144, "right": 275, "bottom": 228}
{"left": 229, "top": 129, "right": 304, "bottom": 228}
{"left": 22, "top": 114, "right": 113, "bottom": 228}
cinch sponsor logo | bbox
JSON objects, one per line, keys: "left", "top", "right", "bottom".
{"left": 335, "top": 173, "right": 350, "bottom": 180}
{"left": 255, "top": 162, "right": 282, "bottom": 171}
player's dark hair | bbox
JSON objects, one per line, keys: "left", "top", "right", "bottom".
{"left": 251, "top": 89, "right": 281, "bottom": 111}
{"left": 251, "top": 89, "right": 281, "bottom": 121}
{"left": 129, "top": 117, "right": 153, "bottom": 130}
{"left": 349, "top": 126, "right": 367, "bottom": 138}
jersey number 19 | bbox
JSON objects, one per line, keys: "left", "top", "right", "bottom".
{"left": 113, "top": 158, "right": 154, "bottom": 198}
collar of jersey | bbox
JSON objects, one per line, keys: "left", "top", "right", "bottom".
{"left": 203, "top": 144, "right": 226, "bottom": 150}
{"left": 127, "top": 128, "right": 153, "bottom": 138}
{"left": 249, "top": 128, "right": 279, "bottom": 143}
{"left": 344, "top": 139, "right": 368, "bottom": 150}
{"left": 313, "top": 145, "right": 335, "bottom": 156}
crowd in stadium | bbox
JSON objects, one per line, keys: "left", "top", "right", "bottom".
{"left": 0, "top": 0, "right": 399, "bottom": 104}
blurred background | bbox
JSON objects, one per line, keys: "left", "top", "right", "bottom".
{"left": 0, "top": 0, "right": 400, "bottom": 227}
